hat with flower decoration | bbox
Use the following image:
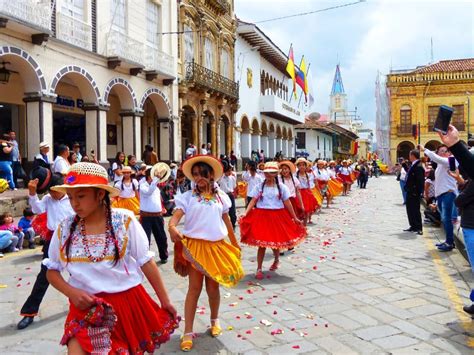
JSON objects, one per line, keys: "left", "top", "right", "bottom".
{"left": 50, "top": 162, "right": 119, "bottom": 197}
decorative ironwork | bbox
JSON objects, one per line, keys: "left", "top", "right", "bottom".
{"left": 106, "top": 29, "right": 144, "bottom": 65}
{"left": 0, "top": 0, "right": 51, "bottom": 31}
{"left": 56, "top": 12, "right": 92, "bottom": 50}
{"left": 184, "top": 61, "right": 239, "bottom": 100}
{"left": 145, "top": 44, "right": 174, "bottom": 76}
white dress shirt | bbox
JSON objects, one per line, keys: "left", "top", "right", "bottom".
{"left": 29, "top": 194, "right": 75, "bottom": 231}
{"left": 53, "top": 156, "right": 70, "bottom": 175}
{"left": 138, "top": 177, "right": 162, "bottom": 213}
{"left": 424, "top": 149, "right": 458, "bottom": 197}
{"left": 242, "top": 171, "right": 264, "bottom": 195}
{"left": 218, "top": 174, "right": 237, "bottom": 194}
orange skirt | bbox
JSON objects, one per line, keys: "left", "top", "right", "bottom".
{"left": 328, "top": 179, "right": 343, "bottom": 196}
{"left": 300, "top": 188, "right": 318, "bottom": 213}
{"left": 61, "top": 285, "right": 179, "bottom": 354}
{"left": 240, "top": 208, "right": 307, "bottom": 249}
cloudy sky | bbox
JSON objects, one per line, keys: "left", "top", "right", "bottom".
{"left": 235, "top": 0, "right": 474, "bottom": 131}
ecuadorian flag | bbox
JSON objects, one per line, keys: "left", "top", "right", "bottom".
{"left": 286, "top": 45, "right": 297, "bottom": 99}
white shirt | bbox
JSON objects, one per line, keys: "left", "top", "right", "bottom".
{"left": 29, "top": 194, "right": 75, "bottom": 231}
{"left": 112, "top": 162, "right": 123, "bottom": 183}
{"left": 339, "top": 167, "right": 351, "bottom": 176}
{"left": 200, "top": 148, "right": 208, "bottom": 155}
{"left": 296, "top": 172, "right": 314, "bottom": 189}
{"left": 174, "top": 189, "right": 231, "bottom": 241}
{"left": 400, "top": 168, "right": 407, "bottom": 181}
{"left": 248, "top": 182, "right": 290, "bottom": 209}
{"left": 424, "top": 149, "right": 459, "bottom": 197}
{"left": 114, "top": 179, "right": 139, "bottom": 198}
{"left": 218, "top": 174, "right": 237, "bottom": 194}
{"left": 139, "top": 177, "right": 162, "bottom": 213}
{"left": 314, "top": 168, "right": 330, "bottom": 181}
{"left": 43, "top": 209, "right": 153, "bottom": 295}
{"left": 185, "top": 147, "right": 196, "bottom": 157}
{"left": 278, "top": 175, "right": 300, "bottom": 198}
{"left": 53, "top": 156, "right": 69, "bottom": 175}
{"left": 242, "top": 171, "right": 264, "bottom": 195}
{"left": 328, "top": 168, "right": 337, "bottom": 179}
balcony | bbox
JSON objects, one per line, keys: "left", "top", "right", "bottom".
{"left": 184, "top": 61, "right": 238, "bottom": 100}
{"left": 106, "top": 29, "right": 144, "bottom": 66}
{"left": 397, "top": 124, "right": 413, "bottom": 136}
{"left": 207, "top": 0, "right": 231, "bottom": 13}
{"left": 145, "top": 44, "right": 174, "bottom": 77}
{"left": 260, "top": 94, "right": 304, "bottom": 124}
{"left": 56, "top": 12, "right": 92, "bottom": 51}
{"left": 0, "top": 0, "right": 51, "bottom": 32}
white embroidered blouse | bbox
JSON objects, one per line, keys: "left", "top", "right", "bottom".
{"left": 248, "top": 182, "right": 290, "bottom": 209}
{"left": 114, "top": 179, "right": 139, "bottom": 198}
{"left": 296, "top": 172, "right": 315, "bottom": 189}
{"left": 174, "top": 189, "right": 231, "bottom": 242}
{"left": 278, "top": 175, "right": 300, "bottom": 198}
{"left": 42, "top": 209, "right": 154, "bottom": 295}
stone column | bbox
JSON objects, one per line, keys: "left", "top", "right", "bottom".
{"left": 83, "top": 104, "right": 109, "bottom": 163}
{"left": 261, "top": 135, "right": 269, "bottom": 158}
{"left": 241, "top": 130, "right": 251, "bottom": 158}
{"left": 210, "top": 118, "right": 217, "bottom": 156}
{"left": 120, "top": 111, "right": 139, "bottom": 157}
{"left": 134, "top": 114, "right": 143, "bottom": 161}
{"left": 251, "top": 132, "right": 261, "bottom": 154}
{"left": 268, "top": 132, "right": 276, "bottom": 158}
{"left": 276, "top": 137, "right": 283, "bottom": 154}
{"left": 191, "top": 113, "right": 199, "bottom": 148}
{"left": 23, "top": 94, "right": 55, "bottom": 162}
{"left": 226, "top": 123, "right": 232, "bottom": 155}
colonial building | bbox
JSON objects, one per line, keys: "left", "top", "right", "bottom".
{"left": 177, "top": 0, "right": 238, "bottom": 159}
{"left": 234, "top": 20, "right": 304, "bottom": 164}
{"left": 356, "top": 127, "right": 374, "bottom": 161}
{"left": 387, "top": 58, "right": 474, "bottom": 164}
{"left": 0, "top": 0, "right": 179, "bottom": 166}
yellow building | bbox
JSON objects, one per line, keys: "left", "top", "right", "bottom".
{"left": 387, "top": 58, "right": 474, "bottom": 164}
{"left": 177, "top": 0, "right": 238, "bottom": 159}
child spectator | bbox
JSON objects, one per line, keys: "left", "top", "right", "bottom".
{"left": 0, "top": 212, "right": 23, "bottom": 250}
{"left": 18, "top": 207, "right": 36, "bottom": 249}
{"left": 0, "top": 230, "right": 17, "bottom": 256}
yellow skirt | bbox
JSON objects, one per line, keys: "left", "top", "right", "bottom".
{"left": 328, "top": 179, "right": 343, "bottom": 197}
{"left": 174, "top": 237, "right": 244, "bottom": 288}
{"left": 237, "top": 181, "right": 248, "bottom": 199}
{"left": 112, "top": 196, "right": 140, "bottom": 216}
{"left": 311, "top": 187, "right": 323, "bottom": 206}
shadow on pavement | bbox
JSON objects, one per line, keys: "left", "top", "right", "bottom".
{"left": 10, "top": 253, "right": 43, "bottom": 266}
{"left": 0, "top": 310, "right": 67, "bottom": 336}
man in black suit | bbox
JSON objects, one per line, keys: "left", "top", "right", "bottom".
{"left": 404, "top": 149, "right": 425, "bottom": 235}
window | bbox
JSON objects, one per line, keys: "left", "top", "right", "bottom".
{"left": 400, "top": 105, "right": 413, "bottom": 133}
{"left": 111, "top": 0, "right": 126, "bottom": 32}
{"left": 184, "top": 25, "right": 194, "bottom": 63}
{"left": 452, "top": 105, "right": 465, "bottom": 131}
{"left": 427, "top": 105, "right": 439, "bottom": 131}
{"left": 220, "top": 49, "right": 230, "bottom": 78}
{"left": 205, "top": 37, "right": 214, "bottom": 70}
{"left": 296, "top": 132, "right": 306, "bottom": 149}
{"left": 146, "top": 0, "right": 160, "bottom": 47}
{"left": 335, "top": 97, "right": 341, "bottom": 109}
{"left": 62, "top": 0, "right": 85, "bottom": 20}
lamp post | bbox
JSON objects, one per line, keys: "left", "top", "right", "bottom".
{"left": 467, "top": 92, "right": 471, "bottom": 140}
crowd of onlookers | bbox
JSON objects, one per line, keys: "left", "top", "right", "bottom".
{"left": 395, "top": 126, "right": 474, "bottom": 314}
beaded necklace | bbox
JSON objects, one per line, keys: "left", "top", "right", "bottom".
{"left": 80, "top": 215, "right": 112, "bottom": 263}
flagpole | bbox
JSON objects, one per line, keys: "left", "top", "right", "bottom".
{"left": 298, "top": 62, "right": 311, "bottom": 110}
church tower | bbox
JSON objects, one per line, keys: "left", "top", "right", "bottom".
{"left": 329, "top": 64, "right": 351, "bottom": 128}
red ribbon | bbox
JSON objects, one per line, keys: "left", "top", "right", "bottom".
{"left": 65, "top": 172, "right": 108, "bottom": 186}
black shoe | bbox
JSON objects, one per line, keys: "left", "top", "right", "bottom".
{"left": 403, "top": 228, "right": 415, "bottom": 232}
{"left": 17, "top": 316, "right": 34, "bottom": 330}
{"left": 279, "top": 252, "right": 285, "bottom": 256}
{"left": 416, "top": 230, "right": 423, "bottom": 235}
{"left": 159, "top": 259, "right": 168, "bottom": 264}
{"left": 463, "top": 304, "right": 474, "bottom": 315}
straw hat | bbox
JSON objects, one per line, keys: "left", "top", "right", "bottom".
{"left": 278, "top": 160, "right": 296, "bottom": 174}
{"left": 182, "top": 155, "right": 223, "bottom": 181}
{"left": 263, "top": 161, "right": 279, "bottom": 173}
{"left": 295, "top": 157, "right": 308, "bottom": 167}
{"left": 39, "top": 141, "right": 50, "bottom": 149}
{"left": 121, "top": 166, "right": 133, "bottom": 173}
{"left": 150, "top": 162, "right": 171, "bottom": 183}
{"left": 317, "top": 160, "right": 325, "bottom": 165}
{"left": 51, "top": 162, "right": 120, "bottom": 197}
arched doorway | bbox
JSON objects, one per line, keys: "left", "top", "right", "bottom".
{"left": 425, "top": 140, "right": 441, "bottom": 152}
{"left": 181, "top": 105, "right": 196, "bottom": 159}
{"left": 397, "top": 141, "right": 415, "bottom": 160}
{"left": 202, "top": 110, "right": 214, "bottom": 153}
{"left": 219, "top": 115, "right": 231, "bottom": 156}
{"left": 260, "top": 120, "right": 268, "bottom": 159}
{"left": 240, "top": 115, "right": 251, "bottom": 158}
{"left": 251, "top": 118, "right": 260, "bottom": 154}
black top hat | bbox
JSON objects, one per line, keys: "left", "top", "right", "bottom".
{"left": 29, "top": 166, "right": 52, "bottom": 194}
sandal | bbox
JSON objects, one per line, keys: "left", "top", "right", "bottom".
{"left": 210, "top": 318, "right": 222, "bottom": 337}
{"left": 269, "top": 260, "right": 280, "bottom": 271}
{"left": 181, "top": 333, "right": 194, "bottom": 352}
{"left": 255, "top": 269, "right": 264, "bottom": 280}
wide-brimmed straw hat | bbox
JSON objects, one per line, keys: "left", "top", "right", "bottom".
{"left": 51, "top": 162, "right": 120, "bottom": 197}
{"left": 182, "top": 155, "right": 223, "bottom": 181}
{"left": 150, "top": 162, "right": 171, "bottom": 183}
{"left": 278, "top": 160, "right": 296, "bottom": 174}
{"left": 121, "top": 166, "right": 133, "bottom": 173}
{"left": 263, "top": 161, "right": 279, "bottom": 173}
{"left": 295, "top": 157, "right": 308, "bottom": 167}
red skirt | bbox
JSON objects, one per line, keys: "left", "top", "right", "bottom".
{"left": 240, "top": 208, "right": 307, "bottom": 249}
{"left": 61, "top": 285, "right": 179, "bottom": 354}
{"left": 289, "top": 196, "right": 304, "bottom": 219}
{"left": 338, "top": 173, "right": 352, "bottom": 184}
{"left": 300, "top": 188, "right": 318, "bottom": 214}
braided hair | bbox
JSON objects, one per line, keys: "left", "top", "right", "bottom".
{"left": 121, "top": 179, "right": 137, "bottom": 192}
{"left": 192, "top": 162, "right": 221, "bottom": 203}
{"left": 280, "top": 164, "right": 297, "bottom": 190}
{"left": 63, "top": 191, "right": 120, "bottom": 266}
{"left": 296, "top": 169, "right": 310, "bottom": 187}
{"left": 259, "top": 176, "right": 282, "bottom": 200}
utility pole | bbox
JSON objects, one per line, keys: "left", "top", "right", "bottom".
{"left": 467, "top": 92, "right": 471, "bottom": 140}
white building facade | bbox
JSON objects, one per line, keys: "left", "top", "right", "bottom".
{"left": 295, "top": 128, "right": 333, "bottom": 161}
{"left": 234, "top": 21, "right": 304, "bottom": 164}
{"left": 0, "top": 0, "right": 179, "bottom": 166}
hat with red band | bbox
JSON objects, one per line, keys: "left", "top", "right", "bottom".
{"left": 50, "top": 162, "right": 119, "bottom": 197}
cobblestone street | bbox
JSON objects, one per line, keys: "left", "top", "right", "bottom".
{"left": 1, "top": 177, "right": 474, "bottom": 354}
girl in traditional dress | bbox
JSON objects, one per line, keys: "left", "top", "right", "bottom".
{"left": 327, "top": 160, "right": 344, "bottom": 199}
{"left": 168, "top": 155, "right": 243, "bottom": 352}
{"left": 43, "top": 163, "right": 179, "bottom": 354}
{"left": 314, "top": 160, "right": 331, "bottom": 208}
{"left": 278, "top": 160, "right": 304, "bottom": 220}
{"left": 112, "top": 166, "right": 140, "bottom": 215}
{"left": 240, "top": 162, "right": 306, "bottom": 280}
{"left": 338, "top": 160, "right": 352, "bottom": 196}
{"left": 295, "top": 158, "right": 318, "bottom": 224}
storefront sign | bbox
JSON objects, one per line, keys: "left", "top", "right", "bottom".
{"left": 55, "top": 95, "right": 84, "bottom": 109}
{"left": 281, "top": 102, "right": 301, "bottom": 117}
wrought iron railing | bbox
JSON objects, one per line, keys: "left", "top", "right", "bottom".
{"left": 0, "top": 0, "right": 51, "bottom": 31}
{"left": 106, "top": 29, "right": 144, "bottom": 65}
{"left": 56, "top": 12, "right": 92, "bottom": 50}
{"left": 184, "top": 61, "right": 239, "bottom": 99}
{"left": 145, "top": 44, "right": 174, "bottom": 76}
